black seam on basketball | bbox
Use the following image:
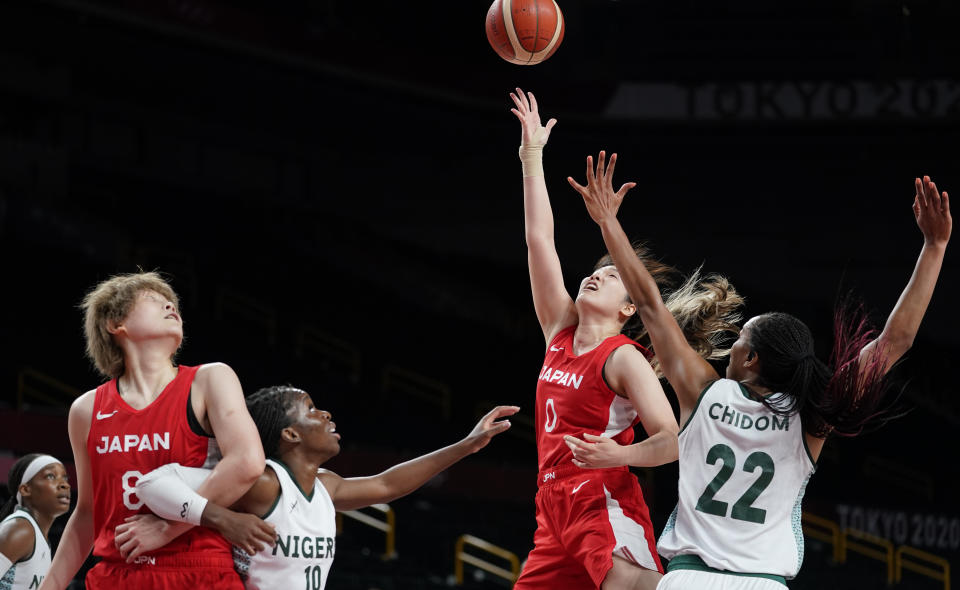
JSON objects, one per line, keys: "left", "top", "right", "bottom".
{"left": 529, "top": 1, "right": 540, "bottom": 63}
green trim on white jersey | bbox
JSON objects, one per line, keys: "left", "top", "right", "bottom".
{"left": 667, "top": 554, "right": 787, "bottom": 586}
{"left": 658, "top": 379, "right": 816, "bottom": 579}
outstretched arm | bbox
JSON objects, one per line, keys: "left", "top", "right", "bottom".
{"left": 568, "top": 152, "right": 720, "bottom": 419}
{"left": 860, "top": 176, "right": 951, "bottom": 374}
{"left": 38, "top": 393, "right": 96, "bottom": 590}
{"left": 510, "top": 88, "right": 577, "bottom": 343}
{"left": 321, "top": 406, "right": 518, "bottom": 511}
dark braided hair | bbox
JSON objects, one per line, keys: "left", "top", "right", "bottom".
{"left": 245, "top": 386, "right": 302, "bottom": 458}
{"left": 595, "top": 244, "right": 744, "bottom": 375}
{"left": 747, "top": 305, "right": 892, "bottom": 438}
{"left": 0, "top": 453, "right": 42, "bottom": 521}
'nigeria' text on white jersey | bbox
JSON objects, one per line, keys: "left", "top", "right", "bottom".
{"left": 658, "top": 379, "right": 816, "bottom": 579}
{"left": 0, "top": 508, "right": 51, "bottom": 590}
{"left": 234, "top": 459, "right": 337, "bottom": 590}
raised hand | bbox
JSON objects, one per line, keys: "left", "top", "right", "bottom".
{"left": 914, "top": 175, "right": 951, "bottom": 247}
{"left": 567, "top": 151, "right": 637, "bottom": 225}
{"left": 563, "top": 433, "right": 628, "bottom": 469}
{"left": 510, "top": 88, "right": 557, "bottom": 147}
{"left": 464, "top": 405, "right": 520, "bottom": 453}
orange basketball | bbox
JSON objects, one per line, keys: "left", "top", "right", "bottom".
{"left": 486, "top": 0, "right": 565, "bottom": 65}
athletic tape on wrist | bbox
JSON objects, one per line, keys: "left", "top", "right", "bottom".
{"left": 519, "top": 144, "right": 544, "bottom": 178}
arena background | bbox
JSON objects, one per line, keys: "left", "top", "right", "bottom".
{"left": 1, "top": 1, "right": 958, "bottom": 588}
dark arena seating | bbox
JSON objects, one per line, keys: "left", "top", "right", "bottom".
{"left": 1, "top": 1, "right": 958, "bottom": 588}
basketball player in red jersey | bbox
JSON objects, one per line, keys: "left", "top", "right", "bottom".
{"left": 510, "top": 89, "right": 742, "bottom": 590}
{"left": 39, "top": 272, "right": 265, "bottom": 590}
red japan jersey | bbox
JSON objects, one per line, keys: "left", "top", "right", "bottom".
{"left": 535, "top": 326, "right": 650, "bottom": 472}
{"left": 86, "top": 365, "right": 230, "bottom": 561}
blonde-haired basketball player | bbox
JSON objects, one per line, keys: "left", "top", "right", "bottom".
{"left": 509, "top": 89, "right": 743, "bottom": 590}
{"left": 39, "top": 272, "right": 265, "bottom": 590}
{"left": 568, "top": 154, "right": 951, "bottom": 588}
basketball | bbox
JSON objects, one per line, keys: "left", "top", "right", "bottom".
{"left": 486, "top": 0, "right": 565, "bottom": 65}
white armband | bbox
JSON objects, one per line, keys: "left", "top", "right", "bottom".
{"left": 135, "top": 463, "right": 212, "bottom": 526}
{"left": 0, "top": 552, "right": 12, "bottom": 579}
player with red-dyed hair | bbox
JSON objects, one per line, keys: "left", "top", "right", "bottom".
{"left": 568, "top": 153, "right": 951, "bottom": 589}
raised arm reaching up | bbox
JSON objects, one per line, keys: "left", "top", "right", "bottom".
{"left": 509, "top": 88, "right": 575, "bottom": 343}
{"left": 568, "top": 151, "right": 720, "bottom": 423}
{"left": 859, "top": 175, "right": 951, "bottom": 374}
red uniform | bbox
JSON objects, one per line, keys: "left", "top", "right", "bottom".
{"left": 514, "top": 326, "right": 663, "bottom": 589}
{"left": 84, "top": 365, "right": 242, "bottom": 589}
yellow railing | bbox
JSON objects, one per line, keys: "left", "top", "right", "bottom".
{"left": 802, "top": 512, "right": 843, "bottom": 563}
{"left": 802, "top": 512, "right": 951, "bottom": 589}
{"left": 17, "top": 367, "right": 80, "bottom": 409}
{"left": 895, "top": 545, "right": 951, "bottom": 590}
{"left": 295, "top": 326, "right": 362, "bottom": 383}
{"left": 842, "top": 528, "right": 894, "bottom": 584}
{"left": 381, "top": 365, "right": 451, "bottom": 420}
{"left": 454, "top": 534, "right": 520, "bottom": 586}
{"left": 336, "top": 504, "right": 396, "bottom": 560}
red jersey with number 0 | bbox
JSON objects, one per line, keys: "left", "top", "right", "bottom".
{"left": 86, "top": 364, "right": 230, "bottom": 561}
{"left": 535, "top": 326, "right": 650, "bottom": 472}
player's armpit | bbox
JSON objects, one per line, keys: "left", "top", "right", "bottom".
{"left": 232, "top": 468, "right": 282, "bottom": 518}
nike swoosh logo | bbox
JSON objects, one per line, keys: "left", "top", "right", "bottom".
{"left": 96, "top": 410, "right": 118, "bottom": 420}
{"left": 572, "top": 480, "right": 590, "bottom": 494}
{"left": 550, "top": 346, "right": 564, "bottom": 352}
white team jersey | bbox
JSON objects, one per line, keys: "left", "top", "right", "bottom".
{"left": 658, "top": 379, "right": 816, "bottom": 579}
{"left": 235, "top": 459, "right": 337, "bottom": 590}
{"left": 0, "top": 508, "right": 51, "bottom": 590}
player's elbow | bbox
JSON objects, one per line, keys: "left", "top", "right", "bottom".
{"left": 524, "top": 229, "right": 554, "bottom": 249}
{"left": 233, "top": 448, "right": 266, "bottom": 487}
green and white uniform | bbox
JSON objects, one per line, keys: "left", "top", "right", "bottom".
{"left": 234, "top": 459, "right": 337, "bottom": 590}
{"left": 0, "top": 508, "right": 51, "bottom": 590}
{"left": 658, "top": 379, "right": 816, "bottom": 587}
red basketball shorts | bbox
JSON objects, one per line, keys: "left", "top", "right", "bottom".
{"left": 86, "top": 551, "right": 244, "bottom": 590}
{"left": 514, "top": 464, "right": 663, "bottom": 590}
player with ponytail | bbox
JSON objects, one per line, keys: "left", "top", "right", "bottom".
{"left": 567, "top": 151, "right": 951, "bottom": 589}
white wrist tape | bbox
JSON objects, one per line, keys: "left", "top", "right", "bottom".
{"left": 135, "top": 463, "right": 212, "bottom": 526}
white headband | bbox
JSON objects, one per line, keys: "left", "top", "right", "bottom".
{"left": 16, "top": 455, "right": 62, "bottom": 505}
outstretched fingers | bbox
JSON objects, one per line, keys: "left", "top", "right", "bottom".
{"left": 616, "top": 182, "right": 637, "bottom": 199}
{"left": 567, "top": 176, "right": 587, "bottom": 194}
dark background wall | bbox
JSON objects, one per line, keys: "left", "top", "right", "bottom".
{"left": 1, "top": 1, "right": 958, "bottom": 587}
